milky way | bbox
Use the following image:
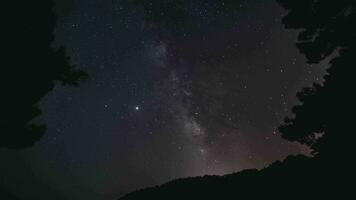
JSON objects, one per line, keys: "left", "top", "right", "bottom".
{"left": 0, "top": 1, "right": 326, "bottom": 200}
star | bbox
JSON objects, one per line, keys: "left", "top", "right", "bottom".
{"left": 135, "top": 106, "right": 140, "bottom": 111}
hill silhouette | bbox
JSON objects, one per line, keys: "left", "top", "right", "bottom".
{"left": 120, "top": 155, "right": 337, "bottom": 200}
{"left": 120, "top": 1, "right": 355, "bottom": 199}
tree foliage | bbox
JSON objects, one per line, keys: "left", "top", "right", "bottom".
{"left": 1, "top": 1, "right": 87, "bottom": 149}
{"left": 277, "top": 0, "right": 355, "bottom": 155}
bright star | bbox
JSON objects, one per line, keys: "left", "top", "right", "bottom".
{"left": 135, "top": 106, "right": 140, "bottom": 111}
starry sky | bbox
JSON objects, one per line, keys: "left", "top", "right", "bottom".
{"left": 0, "top": 0, "right": 327, "bottom": 199}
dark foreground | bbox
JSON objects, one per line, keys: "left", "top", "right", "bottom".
{"left": 120, "top": 154, "right": 350, "bottom": 200}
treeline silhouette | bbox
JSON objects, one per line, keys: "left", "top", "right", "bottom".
{"left": 1, "top": 1, "right": 87, "bottom": 150}
{"left": 1, "top": 1, "right": 86, "bottom": 199}
{"left": 120, "top": 1, "right": 355, "bottom": 199}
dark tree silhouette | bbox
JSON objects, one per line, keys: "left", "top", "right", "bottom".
{"left": 277, "top": 0, "right": 355, "bottom": 156}
{"left": 1, "top": 1, "right": 87, "bottom": 149}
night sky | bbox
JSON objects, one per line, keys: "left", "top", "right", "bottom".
{"left": 1, "top": 0, "right": 327, "bottom": 199}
